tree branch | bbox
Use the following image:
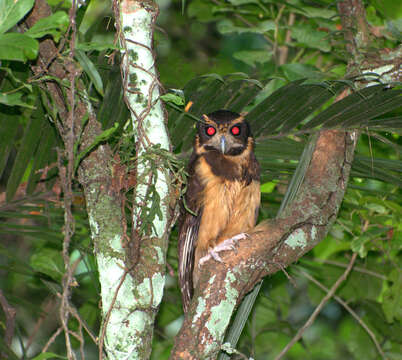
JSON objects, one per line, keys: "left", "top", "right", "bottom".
{"left": 171, "top": 128, "right": 357, "bottom": 359}
{"left": 337, "top": 0, "right": 371, "bottom": 60}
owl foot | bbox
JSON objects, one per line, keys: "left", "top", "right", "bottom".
{"left": 199, "top": 233, "right": 248, "bottom": 266}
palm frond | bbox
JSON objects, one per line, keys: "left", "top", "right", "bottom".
{"left": 167, "top": 76, "right": 402, "bottom": 186}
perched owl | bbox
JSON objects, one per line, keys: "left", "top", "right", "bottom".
{"left": 178, "top": 110, "right": 260, "bottom": 312}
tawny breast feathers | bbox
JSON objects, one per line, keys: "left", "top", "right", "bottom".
{"left": 194, "top": 155, "right": 260, "bottom": 259}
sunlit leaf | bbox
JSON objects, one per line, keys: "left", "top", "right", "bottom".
{"left": 25, "top": 11, "right": 69, "bottom": 41}
{"left": 0, "top": 92, "right": 35, "bottom": 108}
{"left": 0, "top": 33, "right": 38, "bottom": 61}
{"left": 30, "top": 248, "right": 64, "bottom": 281}
{"left": 0, "top": 0, "right": 34, "bottom": 34}
{"left": 161, "top": 93, "right": 185, "bottom": 106}
{"left": 74, "top": 122, "right": 119, "bottom": 172}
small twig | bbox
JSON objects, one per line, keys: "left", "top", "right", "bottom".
{"left": 70, "top": 305, "right": 98, "bottom": 344}
{"left": 276, "top": 262, "right": 297, "bottom": 288}
{"left": 312, "top": 258, "right": 387, "bottom": 280}
{"left": 98, "top": 269, "right": 129, "bottom": 360}
{"left": 278, "top": 12, "right": 295, "bottom": 65}
{"left": 273, "top": 4, "right": 286, "bottom": 63}
{"left": 0, "top": 290, "right": 17, "bottom": 355}
{"left": 274, "top": 252, "right": 357, "bottom": 360}
{"left": 26, "top": 298, "right": 56, "bottom": 351}
{"left": 58, "top": 0, "right": 80, "bottom": 358}
{"left": 366, "top": 128, "right": 375, "bottom": 177}
{"left": 42, "top": 327, "right": 63, "bottom": 353}
{"left": 299, "top": 269, "right": 387, "bottom": 359}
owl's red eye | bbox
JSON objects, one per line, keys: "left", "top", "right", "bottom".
{"left": 206, "top": 126, "right": 216, "bottom": 136}
{"left": 231, "top": 126, "right": 241, "bottom": 136}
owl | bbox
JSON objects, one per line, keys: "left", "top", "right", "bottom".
{"left": 178, "top": 110, "right": 260, "bottom": 312}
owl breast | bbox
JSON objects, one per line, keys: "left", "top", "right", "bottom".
{"left": 193, "top": 155, "right": 260, "bottom": 284}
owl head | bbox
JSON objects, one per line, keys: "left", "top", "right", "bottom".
{"left": 196, "top": 110, "right": 252, "bottom": 156}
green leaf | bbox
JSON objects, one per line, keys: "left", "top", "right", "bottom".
{"left": 339, "top": 317, "right": 378, "bottom": 359}
{"left": 351, "top": 227, "right": 391, "bottom": 257}
{"left": 312, "top": 237, "right": 351, "bottom": 259}
{"left": 0, "top": 0, "right": 34, "bottom": 34}
{"left": 280, "top": 63, "right": 325, "bottom": 81}
{"left": 200, "top": 73, "right": 225, "bottom": 83}
{"left": 79, "top": 302, "right": 99, "bottom": 327}
{"left": 26, "top": 119, "right": 57, "bottom": 194}
{"left": 291, "top": 24, "right": 331, "bottom": 52}
{"left": 247, "top": 79, "right": 306, "bottom": 134}
{"left": 97, "top": 65, "right": 129, "bottom": 129}
{"left": 233, "top": 50, "right": 272, "bottom": 67}
{"left": 248, "top": 81, "right": 343, "bottom": 137}
{"left": 386, "top": 18, "right": 402, "bottom": 41}
{"left": 25, "top": 11, "right": 69, "bottom": 42}
{"left": 227, "top": 0, "right": 259, "bottom": 5}
{"left": 351, "top": 234, "right": 371, "bottom": 257}
{"left": 302, "top": 85, "right": 402, "bottom": 131}
{"left": 0, "top": 92, "right": 35, "bottom": 108}
{"left": 260, "top": 181, "right": 276, "bottom": 193}
{"left": 187, "top": 0, "right": 218, "bottom": 22}
{"left": 74, "top": 122, "right": 119, "bottom": 172}
{"left": 293, "top": 5, "right": 337, "bottom": 19}
{"left": 31, "top": 352, "right": 67, "bottom": 360}
{"left": 371, "top": 0, "right": 402, "bottom": 20}
{"left": 217, "top": 19, "right": 275, "bottom": 35}
{"left": 362, "top": 301, "right": 402, "bottom": 345}
{"left": 0, "top": 66, "right": 33, "bottom": 91}
{"left": 161, "top": 93, "right": 185, "bottom": 106}
{"left": 30, "top": 248, "right": 64, "bottom": 281}
{"left": 0, "top": 113, "right": 19, "bottom": 178}
{"left": 6, "top": 108, "right": 43, "bottom": 201}
{"left": 76, "top": 42, "right": 119, "bottom": 52}
{"left": 0, "top": 33, "right": 38, "bottom": 61}
{"left": 382, "top": 269, "right": 402, "bottom": 323}
{"left": 75, "top": 50, "right": 104, "bottom": 96}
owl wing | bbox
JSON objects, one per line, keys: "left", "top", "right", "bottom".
{"left": 178, "top": 156, "right": 203, "bottom": 312}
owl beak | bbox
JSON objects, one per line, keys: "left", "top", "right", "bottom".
{"left": 220, "top": 136, "right": 227, "bottom": 154}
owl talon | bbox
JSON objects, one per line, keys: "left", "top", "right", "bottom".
{"left": 199, "top": 233, "right": 248, "bottom": 266}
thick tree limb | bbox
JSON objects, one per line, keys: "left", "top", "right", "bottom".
{"left": 171, "top": 128, "right": 357, "bottom": 359}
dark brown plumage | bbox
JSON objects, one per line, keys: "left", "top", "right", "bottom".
{"left": 178, "top": 110, "right": 260, "bottom": 312}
